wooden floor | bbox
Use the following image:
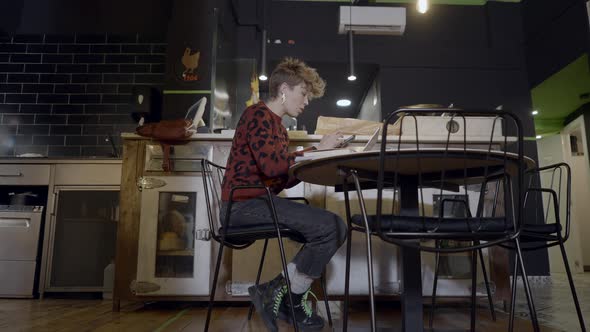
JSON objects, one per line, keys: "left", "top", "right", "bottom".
{"left": 0, "top": 298, "right": 558, "bottom": 331}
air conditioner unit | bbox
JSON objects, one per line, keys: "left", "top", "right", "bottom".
{"left": 339, "top": 6, "right": 406, "bottom": 36}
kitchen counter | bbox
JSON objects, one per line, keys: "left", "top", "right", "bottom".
{"left": 0, "top": 158, "right": 122, "bottom": 164}
{"left": 121, "top": 132, "right": 325, "bottom": 142}
{"left": 121, "top": 131, "right": 515, "bottom": 144}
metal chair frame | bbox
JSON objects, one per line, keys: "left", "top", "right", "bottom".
{"left": 341, "top": 108, "right": 540, "bottom": 332}
{"left": 500, "top": 162, "right": 585, "bottom": 332}
{"left": 201, "top": 159, "right": 332, "bottom": 332}
{"left": 429, "top": 198, "right": 497, "bottom": 328}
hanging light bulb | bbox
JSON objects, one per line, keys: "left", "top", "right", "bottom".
{"left": 347, "top": 30, "right": 356, "bottom": 81}
{"left": 259, "top": 29, "right": 268, "bottom": 81}
{"left": 417, "top": 0, "right": 428, "bottom": 14}
{"left": 347, "top": 1, "right": 356, "bottom": 81}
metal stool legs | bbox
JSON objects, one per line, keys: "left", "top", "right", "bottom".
{"left": 320, "top": 272, "right": 333, "bottom": 327}
{"left": 248, "top": 239, "right": 269, "bottom": 320}
{"left": 342, "top": 171, "right": 377, "bottom": 331}
{"left": 470, "top": 249, "right": 477, "bottom": 332}
{"left": 558, "top": 240, "right": 586, "bottom": 331}
{"left": 343, "top": 190, "right": 353, "bottom": 332}
{"left": 429, "top": 243, "right": 496, "bottom": 329}
{"left": 478, "top": 246, "right": 497, "bottom": 322}
{"left": 205, "top": 240, "right": 226, "bottom": 331}
{"left": 509, "top": 239, "right": 540, "bottom": 332}
{"left": 429, "top": 248, "right": 441, "bottom": 329}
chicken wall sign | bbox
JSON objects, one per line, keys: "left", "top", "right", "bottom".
{"left": 179, "top": 47, "right": 200, "bottom": 81}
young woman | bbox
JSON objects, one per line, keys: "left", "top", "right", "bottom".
{"left": 220, "top": 58, "right": 347, "bottom": 331}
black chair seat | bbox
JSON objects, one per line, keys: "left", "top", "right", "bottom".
{"left": 522, "top": 222, "right": 561, "bottom": 235}
{"left": 351, "top": 214, "right": 510, "bottom": 233}
{"left": 219, "top": 224, "right": 306, "bottom": 245}
{"left": 518, "top": 223, "right": 562, "bottom": 243}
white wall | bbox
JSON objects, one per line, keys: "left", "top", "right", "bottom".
{"left": 536, "top": 116, "right": 589, "bottom": 274}
{"left": 562, "top": 117, "right": 590, "bottom": 270}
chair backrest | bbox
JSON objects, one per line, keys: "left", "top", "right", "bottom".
{"left": 524, "top": 162, "right": 571, "bottom": 242}
{"left": 372, "top": 107, "right": 525, "bottom": 252}
{"left": 201, "top": 159, "right": 226, "bottom": 242}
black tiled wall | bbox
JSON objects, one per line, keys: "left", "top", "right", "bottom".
{"left": 0, "top": 33, "right": 166, "bottom": 157}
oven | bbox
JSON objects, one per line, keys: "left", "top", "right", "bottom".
{"left": 0, "top": 205, "right": 44, "bottom": 298}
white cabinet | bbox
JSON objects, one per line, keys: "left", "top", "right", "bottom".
{"left": 0, "top": 164, "right": 50, "bottom": 185}
{"left": 135, "top": 175, "right": 212, "bottom": 296}
{"left": 54, "top": 164, "right": 121, "bottom": 185}
{"left": 39, "top": 162, "right": 122, "bottom": 295}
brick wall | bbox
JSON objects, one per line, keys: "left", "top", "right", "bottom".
{"left": 0, "top": 33, "right": 166, "bottom": 157}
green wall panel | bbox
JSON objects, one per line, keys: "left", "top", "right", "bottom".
{"left": 531, "top": 54, "right": 590, "bottom": 136}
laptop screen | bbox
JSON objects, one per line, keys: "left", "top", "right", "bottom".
{"left": 362, "top": 127, "right": 381, "bottom": 152}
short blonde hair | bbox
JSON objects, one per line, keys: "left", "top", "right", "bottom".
{"left": 268, "top": 58, "right": 326, "bottom": 100}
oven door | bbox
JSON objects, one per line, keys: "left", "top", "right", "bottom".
{"left": 0, "top": 208, "right": 43, "bottom": 261}
{"left": 0, "top": 207, "right": 44, "bottom": 298}
{"left": 136, "top": 175, "right": 211, "bottom": 296}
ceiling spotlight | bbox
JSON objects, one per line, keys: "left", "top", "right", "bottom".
{"left": 259, "top": 74, "right": 268, "bottom": 81}
{"left": 347, "top": 75, "right": 357, "bottom": 81}
{"left": 536, "top": 135, "right": 542, "bottom": 139}
{"left": 417, "top": 0, "right": 429, "bottom": 13}
{"left": 532, "top": 110, "right": 539, "bottom": 115}
{"left": 337, "top": 99, "right": 352, "bottom": 107}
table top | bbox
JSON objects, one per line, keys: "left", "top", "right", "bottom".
{"left": 290, "top": 148, "right": 535, "bottom": 187}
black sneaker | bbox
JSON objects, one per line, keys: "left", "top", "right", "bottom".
{"left": 277, "top": 289, "right": 325, "bottom": 331}
{"left": 248, "top": 274, "right": 288, "bottom": 332}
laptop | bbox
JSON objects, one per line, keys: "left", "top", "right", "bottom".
{"left": 295, "top": 127, "right": 382, "bottom": 162}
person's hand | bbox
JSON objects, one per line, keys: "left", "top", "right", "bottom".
{"left": 317, "top": 131, "right": 343, "bottom": 150}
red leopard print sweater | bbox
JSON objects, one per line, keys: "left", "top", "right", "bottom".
{"left": 221, "top": 101, "right": 306, "bottom": 201}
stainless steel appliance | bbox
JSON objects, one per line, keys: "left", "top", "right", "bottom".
{"left": 0, "top": 205, "right": 44, "bottom": 298}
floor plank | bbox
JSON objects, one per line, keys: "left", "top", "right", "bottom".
{"left": 0, "top": 298, "right": 559, "bottom": 332}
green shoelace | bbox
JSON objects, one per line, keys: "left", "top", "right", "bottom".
{"left": 301, "top": 289, "right": 319, "bottom": 317}
{"left": 272, "top": 285, "right": 288, "bottom": 316}
{"left": 274, "top": 287, "right": 319, "bottom": 318}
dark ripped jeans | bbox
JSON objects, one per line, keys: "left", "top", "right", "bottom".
{"left": 220, "top": 195, "right": 347, "bottom": 278}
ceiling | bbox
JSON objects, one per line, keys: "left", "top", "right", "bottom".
{"left": 531, "top": 54, "right": 590, "bottom": 136}
{"left": 277, "top": 0, "right": 520, "bottom": 4}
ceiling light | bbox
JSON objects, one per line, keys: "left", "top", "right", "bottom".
{"left": 536, "top": 135, "right": 542, "bottom": 139}
{"left": 337, "top": 99, "right": 352, "bottom": 107}
{"left": 532, "top": 110, "right": 539, "bottom": 115}
{"left": 259, "top": 74, "right": 267, "bottom": 81}
{"left": 347, "top": 75, "right": 356, "bottom": 81}
{"left": 417, "top": 0, "right": 428, "bottom": 14}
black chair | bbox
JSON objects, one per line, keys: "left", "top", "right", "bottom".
{"left": 429, "top": 199, "right": 496, "bottom": 329}
{"left": 201, "top": 159, "right": 332, "bottom": 332}
{"left": 500, "top": 162, "right": 585, "bottom": 331}
{"left": 341, "top": 108, "right": 540, "bottom": 332}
